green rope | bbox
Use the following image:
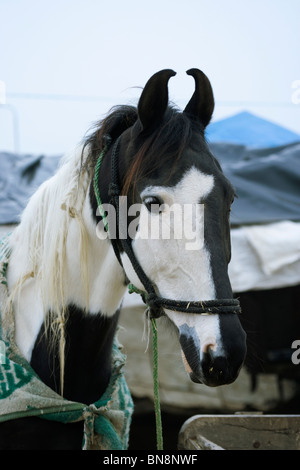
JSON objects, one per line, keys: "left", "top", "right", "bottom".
{"left": 93, "top": 146, "right": 109, "bottom": 234}
{"left": 128, "top": 284, "right": 163, "bottom": 450}
{"left": 151, "top": 317, "right": 163, "bottom": 450}
{"left": 93, "top": 146, "right": 164, "bottom": 450}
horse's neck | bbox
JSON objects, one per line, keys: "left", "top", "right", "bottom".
{"left": 7, "top": 174, "right": 126, "bottom": 383}
{"left": 62, "top": 194, "right": 127, "bottom": 316}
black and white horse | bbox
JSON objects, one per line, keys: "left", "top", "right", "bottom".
{"left": 0, "top": 69, "right": 246, "bottom": 449}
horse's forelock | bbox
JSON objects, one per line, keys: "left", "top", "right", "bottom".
{"left": 121, "top": 108, "right": 196, "bottom": 197}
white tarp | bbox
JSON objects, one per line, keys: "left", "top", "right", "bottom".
{"left": 229, "top": 221, "right": 300, "bottom": 293}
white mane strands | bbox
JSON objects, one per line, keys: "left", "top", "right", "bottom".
{"left": 7, "top": 146, "right": 92, "bottom": 394}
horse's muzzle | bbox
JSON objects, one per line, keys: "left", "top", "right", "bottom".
{"left": 189, "top": 348, "right": 243, "bottom": 387}
{"left": 179, "top": 321, "right": 247, "bottom": 387}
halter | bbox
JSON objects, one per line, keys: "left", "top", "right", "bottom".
{"left": 93, "top": 134, "right": 241, "bottom": 450}
{"left": 93, "top": 134, "right": 241, "bottom": 320}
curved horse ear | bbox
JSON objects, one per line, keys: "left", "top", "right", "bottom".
{"left": 138, "top": 69, "right": 176, "bottom": 133}
{"left": 184, "top": 69, "right": 215, "bottom": 128}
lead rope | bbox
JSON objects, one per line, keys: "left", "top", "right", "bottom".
{"left": 151, "top": 318, "right": 163, "bottom": 450}
{"left": 93, "top": 143, "right": 164, "bottom": 450}
{"left": 93, "top": 143, "right": 110, "bottom": 233}
{"left": 128, "top": 283, "right": 164, "bottom": 450}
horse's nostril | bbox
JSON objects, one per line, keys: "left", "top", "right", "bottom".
{"left": 202, "top": 342, "right": 217, "bottom": 354}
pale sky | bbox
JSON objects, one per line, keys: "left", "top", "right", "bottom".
{"left": 1, "top": 0, "right": 300, "bottom": 154}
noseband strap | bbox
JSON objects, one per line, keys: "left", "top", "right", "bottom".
{"left": 94, "top": 134, "right": 241, "bottom": 319}
{"left": 128, "top": 285, "right": 241, "bottom": 318}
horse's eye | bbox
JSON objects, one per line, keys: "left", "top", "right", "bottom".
{"left": 143, "top": 196, "right": 163, "bottom": 214}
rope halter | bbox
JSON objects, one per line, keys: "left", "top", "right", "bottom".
{"left": 93, "top": 133, "right": 241, "bottom": 451}
{"left": 93, "top": 134, "right": 241, "bottom": 319}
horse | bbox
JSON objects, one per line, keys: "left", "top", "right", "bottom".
{"left": 0, "top": 69, "right": 247, "bottom": 450}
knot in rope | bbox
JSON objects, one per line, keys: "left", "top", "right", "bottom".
{"left": 128, "top": 285, "right": 163, "bottom": 319}
{"left": 144, "top": 293, "right": 164, "bottom": 319}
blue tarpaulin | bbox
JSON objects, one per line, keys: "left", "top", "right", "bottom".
{"left": 207, "top": 111, "right": 300, "bottom": 148}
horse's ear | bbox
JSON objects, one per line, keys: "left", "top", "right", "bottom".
{"left": 184, "top": 69, "right": 214, "bottom": 128}
{"left": 138, "top": 69, "right": 176, "bottom": 133}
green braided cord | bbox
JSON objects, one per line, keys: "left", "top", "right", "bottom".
{"left": 93, "top": 146, "right": 109, "bottom": 234}
{"left": 128, "top": 284, "right": 142, "bottom": 296}
{"left": 128, "top": 284, "right": 164, "bottom": 450}
{"left": 151, "top": 317, "right": 163, "bottom": 450}
{"left": 94, "top": 147, "right": 164, "bottom": 447}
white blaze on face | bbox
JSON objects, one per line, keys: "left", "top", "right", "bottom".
{"left": 122, "top": 166, "right": 222, "bottom": 369}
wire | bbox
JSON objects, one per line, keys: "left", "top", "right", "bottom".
{"left": 6, "top": 92, "right": 115, "bottom": 102}
{"left": 5, "top": 92, "right": 296, "bottom": 107}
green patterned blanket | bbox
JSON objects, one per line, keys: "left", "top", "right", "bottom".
{"left": 0, "top": 235, "right": 133, "bottom": 450}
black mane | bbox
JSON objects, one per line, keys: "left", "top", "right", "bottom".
{"left": 83, "top": 104, "right": 204, "bottom": 195}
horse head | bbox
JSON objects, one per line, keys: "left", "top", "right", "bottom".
{"left": 96, "top": 69, "right": 247, "bottom": 387}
